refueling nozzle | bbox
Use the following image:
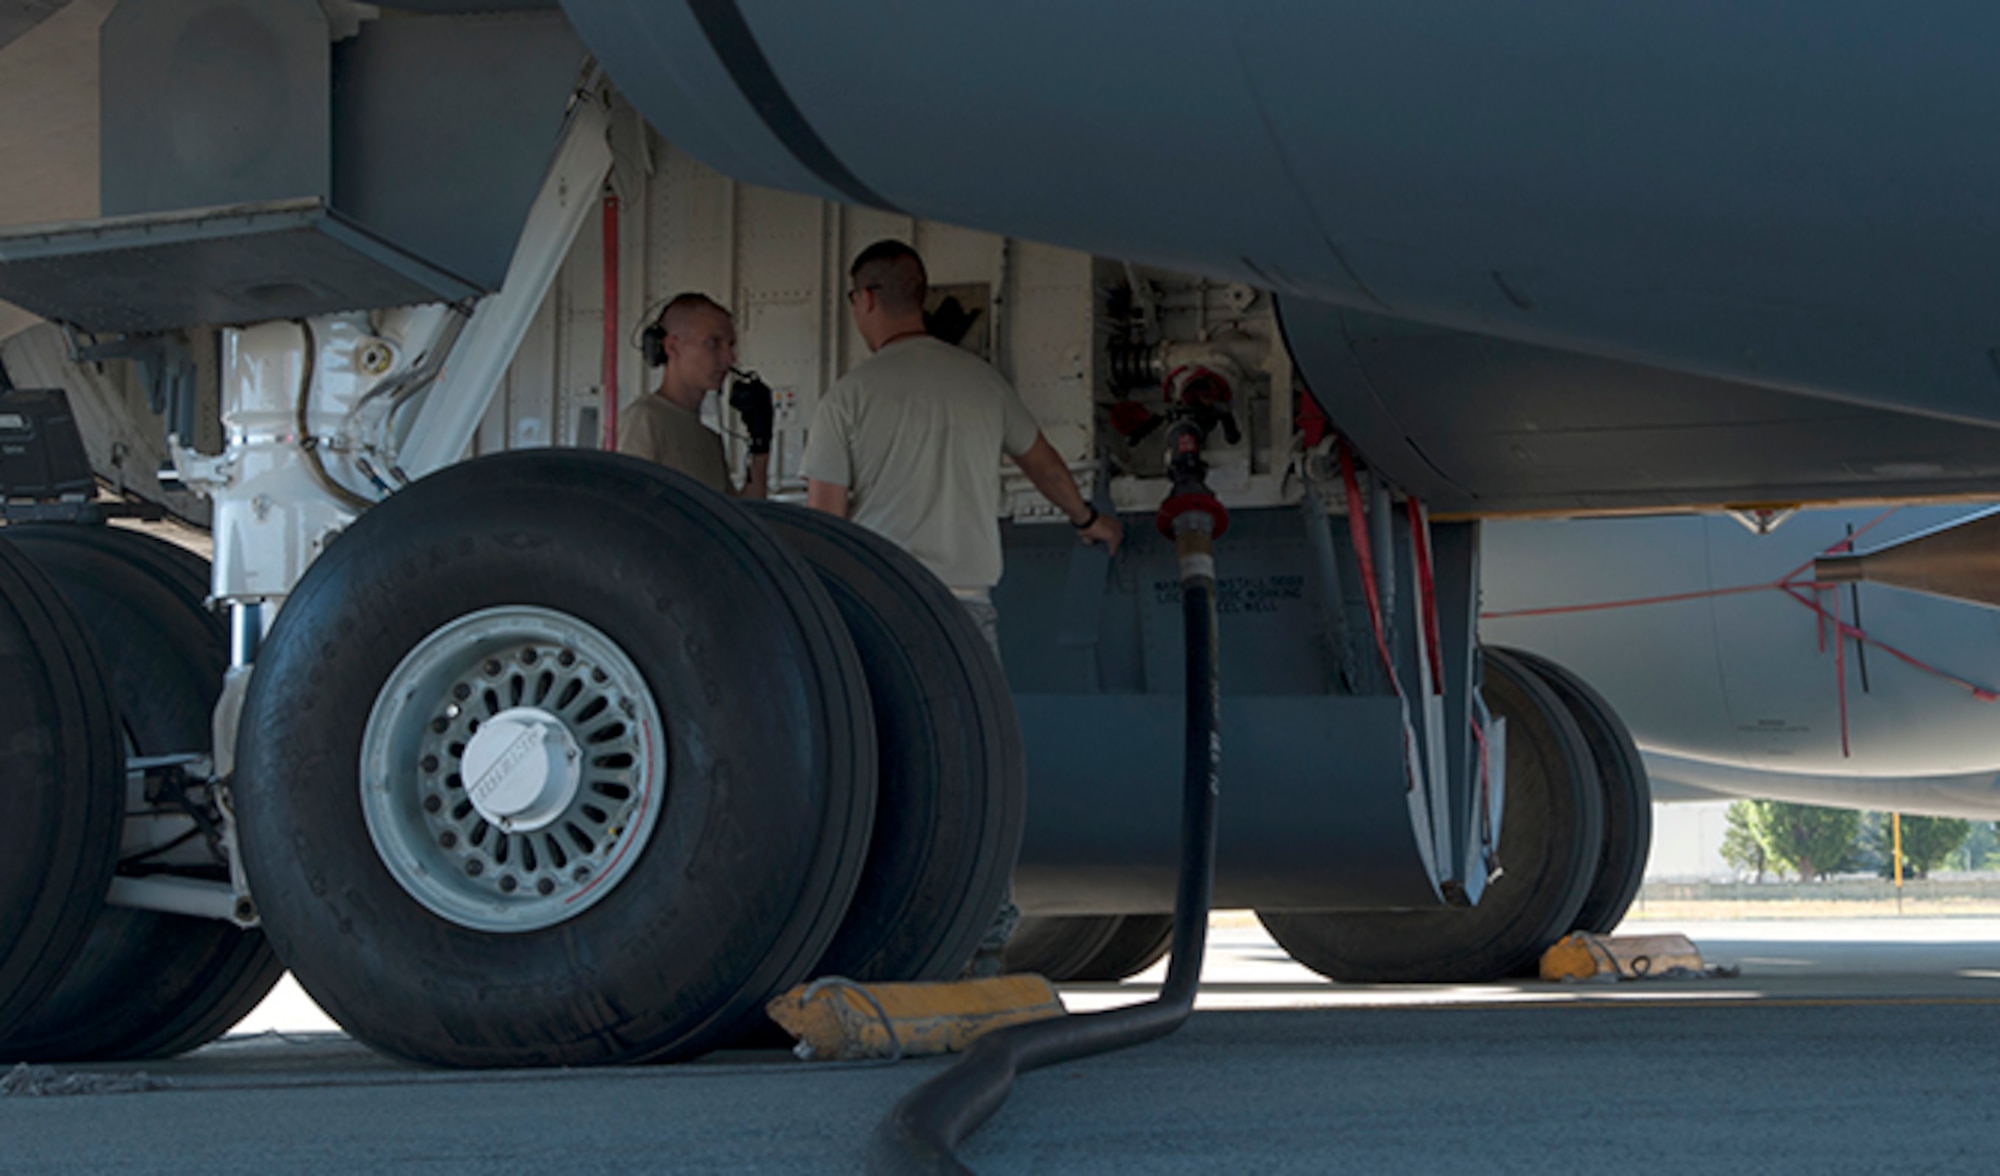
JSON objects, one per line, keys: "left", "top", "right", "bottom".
{"left": 1154, "top": 416, "right": 1230, "bottom": 543}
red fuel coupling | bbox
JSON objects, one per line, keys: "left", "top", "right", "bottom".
{"left": 1155, "top": 422, "right": 1230, "bottom": 539}
{"left": 1156, "top": 490, "right": 1229, "bottom": 539}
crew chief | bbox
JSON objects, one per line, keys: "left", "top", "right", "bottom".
{"left": 802, "top": 240, "right": 1121, "bottom": 651}
{"left": 618, "top": 292, "right": 772, "bottom": 499}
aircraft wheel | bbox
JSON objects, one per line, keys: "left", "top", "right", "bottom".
{"left": 1070, "top": 915, "right": 1176, "bottom": 982}
{"left": 750, "top": 505, "right": 1025, "bottom": 982}
{"left": 0, "top": 526, "right": 281, "bottom": 1061}
{"left": 1258, "top": 648, "right": 1603, "bottom": 982}
{"left": 234, "top": 452, "right": 876, "bottom": 1067}
{"left": 1497, "top": 648, "right": 1652, "bottom": 934}
{"left": 0, "top": 536, "right": 122, "bottom": 1037}
{"left": 1001, "top": 916, "right": 1123, "bottom": 981}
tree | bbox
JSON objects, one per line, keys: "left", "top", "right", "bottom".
{"left": 1744, "top": 800, "right": 1859, "bottom": 881}
{"left": 1861, "top": 811, "right": 1973, "bottom": 878}
{"left": 1721, "top": 801, "right": 1767, "bottom": 881}
{"left": 1855, "top": 811, "right": 1892, "bottom": 876}
{"left": 1882, "top": 814, "right": 1972, "bottom": 879}
{"left": 1951, "top": 822, "right": 1999, "bottom": 873}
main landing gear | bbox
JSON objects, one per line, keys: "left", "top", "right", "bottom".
{"left": 1260, "top": 647, "right": 1650, "bottom": 983}
{"left": 231, "top": 452, "right": 1027, "bottom": 1067}
{"left": 0, "top": 526, "right": 281, "bottom": 1060}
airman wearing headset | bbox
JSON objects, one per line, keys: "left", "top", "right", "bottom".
{"left": 618, "top": 292, "right": 773, "bottom": 499}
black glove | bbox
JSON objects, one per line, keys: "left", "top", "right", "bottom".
{"left": 728, "top": 370, "right": 775, "bottom": 455}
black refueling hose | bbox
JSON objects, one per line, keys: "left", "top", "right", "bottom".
{"left": 870, "top": 424, "right": 1229, "bottom": 1175}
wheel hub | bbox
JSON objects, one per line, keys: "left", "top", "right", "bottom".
{"left": 461, "top": 707, "right": 581, "bottom": 832}
{"left": 360, "top": 606, "right": 666, "bottom": 933}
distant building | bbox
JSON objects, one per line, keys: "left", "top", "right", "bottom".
{"left": 1645, "top": 802, "right": 1736, "bottom": 882}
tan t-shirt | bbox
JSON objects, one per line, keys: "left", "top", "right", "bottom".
{"left": 617, "top": 394, "right": 732, "bottom": 494}
{"left": 802, "top": 336, "right": 1041, "bottom": 591}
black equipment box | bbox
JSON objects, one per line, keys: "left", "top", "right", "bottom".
{"left": 0, "top": 388, "right": 95, "bottom": 500}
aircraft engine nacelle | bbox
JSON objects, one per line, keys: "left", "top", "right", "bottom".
{"left": 1484, "top": 506, "right": 2000, "bottom": 791}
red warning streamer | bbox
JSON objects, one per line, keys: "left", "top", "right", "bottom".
{"left": 1338, "top": 440, "right": 1398, "bottom": 684}
{"left": 1481, "top": 508, "right": 2000, "bottom": 757}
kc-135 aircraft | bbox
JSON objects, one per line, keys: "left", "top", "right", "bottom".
{"left": 3, "top": 0, "right": 2000, "bottom": 1083}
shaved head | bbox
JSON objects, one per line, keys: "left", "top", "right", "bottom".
{"left": 648, "top": 291, "right": 737, "bottom": 407}
{"left": 849, "top": 240, "right": 927, "bottom": 316}
{"left": 657, "top": 292, "right": 729, "bottom": 340}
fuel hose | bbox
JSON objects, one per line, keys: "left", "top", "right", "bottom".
{"left": 868, "top": 508, "right": 1223, "bottom": 1175}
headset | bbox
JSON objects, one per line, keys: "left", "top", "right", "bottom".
{"left": 636, "top": 294, "right": 740, "bottom": 368}
{"left": 635, "top": 296, "right": 672, "bottom": 368}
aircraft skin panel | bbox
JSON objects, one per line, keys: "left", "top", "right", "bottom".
{"left": 1484, "top": 505, "right": 2000, "bottom": 782}
{"left": 1484, "top": 514, "right": 1735, "bottom": 764}
{"left": 0, "top": 0, "right": 104, "bottom": 340}
{"left": 0, "top": 0, "right": 73, "bottom": 53}
{"left": 1643, "top": 750, "right": 2000, "bottom": 823}
{"left": 559, "top": 2, "right": 1367, "bottom": 306}
{"left": 549, "top": 2, "right": 847, "bottom": 209}
{"left": 560, "top": 0, "right": 2000, "bottom": 432}
{"left": 1285, "top": 302, "right": 2000, "bottom": 514}
{"left": 7, "top": 3, "right": 2000, "bottom": 506}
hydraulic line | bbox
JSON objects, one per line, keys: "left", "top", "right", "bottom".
{"left": 291, "top": 320, "right": 375, "bottom": 515}
{"left": 870, "top": 442, "right": 1225, "bottom": 1175}
{"left": 349, "top": 311, "right": 470, "bottom": 418}
{"left": 601, "top": 188, "right": 621, "bottom": 450}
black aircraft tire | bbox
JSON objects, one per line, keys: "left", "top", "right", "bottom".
{"left": 1, "top": 908, "right": 281, "bottom": 1062}
{"left": 1070, "top": 915, "right": 1176, "bottom": 983}
{"left": 749, "top": 504, "right": 1025, "bottom": 982}
{"left": 1001, "top": 916, "right": 1123, "bottom": 981}
{"left": 1496, "top": 648, "right": 1652, "bottom": 935}
{"left": 1258, "top": 648, "right": 1604, "bottom": 983}
{"left": 0, "top": 537, "right": 122, "bottom": 1037}
{"left": 0, "top": 526, "right": 282, "bottom": 1062}
{"left": 234, "top": 452, "right": 877, "bottom": 1067}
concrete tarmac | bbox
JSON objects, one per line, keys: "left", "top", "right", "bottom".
{"left": 5, "top": 916, "right": 2000, "bottom": 1174}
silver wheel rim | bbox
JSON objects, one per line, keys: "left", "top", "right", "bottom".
{"left": 361, "top": 606, "right": 665, "bottom": 932}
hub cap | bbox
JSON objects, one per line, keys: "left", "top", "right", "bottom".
{"left": 461, "top": 708, "right": 582, "bottom": 832}
{"left": 361, "top": 607, "right": 665, "bottom": 932}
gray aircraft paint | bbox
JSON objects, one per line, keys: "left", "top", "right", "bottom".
{"left": 1484, "top": 506, "right": 2000, "bottom": 819}
{"left": 6, "top": 4, "right": 2000, "bottom": 829}
{"left": 9, "top": 3, "right": 2000, "bottom": 511}
{"left": 563, "top": 1, "right": 2000, "bottom": 431}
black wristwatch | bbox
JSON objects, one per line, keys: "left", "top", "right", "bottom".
{"left": 1072, "top": 505, "right": 1099, "bottom": 529}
